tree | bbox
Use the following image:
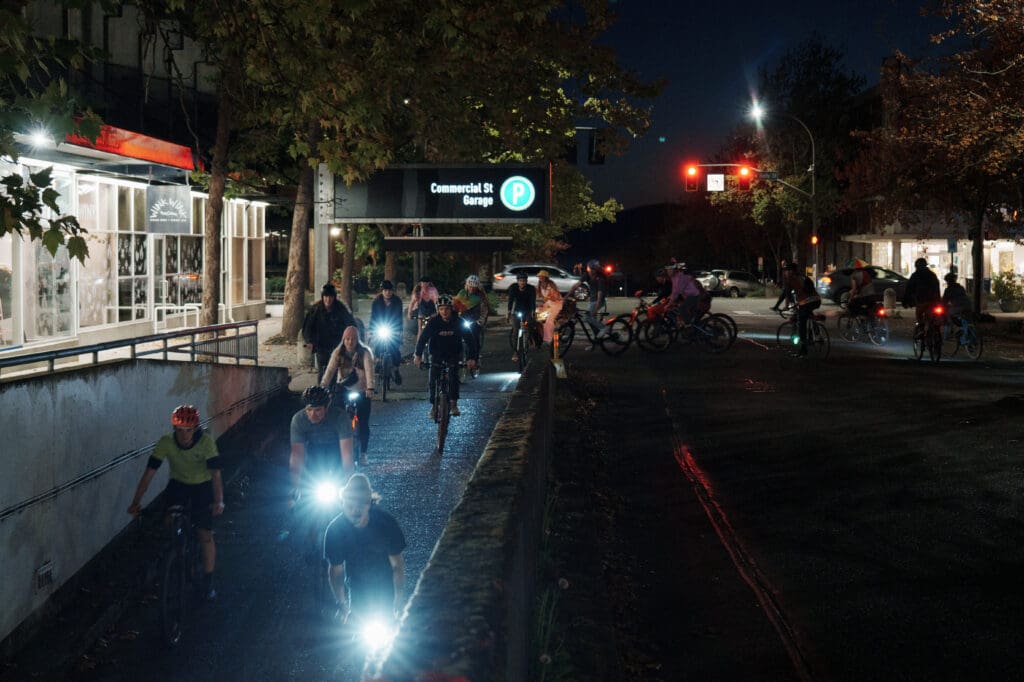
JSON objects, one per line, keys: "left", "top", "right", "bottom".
{"left": 846, "top": 1, "right": 1024, "bottom": 311}
{"left": 1, "top": 0, "right": 103, "bottom": 261}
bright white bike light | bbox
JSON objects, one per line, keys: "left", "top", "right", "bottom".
{"left": 374, "top": 325, "right": 393, "bottom": 340}
{"left": 360, "top": 618, "right": 395, "bottom": 652}
{"left": 462, "top": 319, "right": 472, "bottom": 329}
{"left": 347, "top": 391, "right": 360, "bottom": 402}
{"left": 313, "top": 481, "right": 340, "bottom": 505}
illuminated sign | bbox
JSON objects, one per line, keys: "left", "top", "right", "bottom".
{"left": 146, "top": 185, "right": 192, "bottom": 233}
{"left": 332, "top": 165, "right": 550, "bottom": 223}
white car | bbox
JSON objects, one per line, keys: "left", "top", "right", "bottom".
{"left": 492, "top": 263, "right": 582, "bottom": 295}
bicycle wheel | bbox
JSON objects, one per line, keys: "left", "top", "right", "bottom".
{"left": 160, "top": 544, "right": 186, "bottom": 647}
{"left": 837, "top": 314, "right": 857, "bottom": 342}
{"left": 638, "top": 319, "right": 673, "bottom": 353}
{"left": 380, "top": 356, "right": 391, "bottom": 402}
{"left": 599, "top": 317, "right": 633, "bottom": 356}
{"left": 435, "top": 395, "right": 450, "bottom": 454}
{"left": 912, "top": 327, "right": 926, "bottom": 360}
{"left": 807, "top": 321, "right": 831, "bottom": 360}
{"left": 711, "top": 313, "right": 738, "bottom": 341}
{"left": 868, "top": 318, "right": 889, "bottom": 345}
{"left": 962, "top": 323, "right": 983, "bottom": 360}
{"left": 776, "top": 320, "right": 798, "bottom": 349}
{"left": 927, "top": 326, "right": 942, "bottom": 363}
{"left": 696, "top": 316, "right": 732, "bottom": 353}
{"left": 516, "top": 331, "right": 527, "bottom": 372}
{"left": 555, "top": 321, "right": 575, "bottom": 357}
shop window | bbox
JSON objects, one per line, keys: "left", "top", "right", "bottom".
{"left": 23, "top": 241, "right": 73, "bottom": 341}
{"left": 0, "top": 235, "right": 14, "bottom": 347}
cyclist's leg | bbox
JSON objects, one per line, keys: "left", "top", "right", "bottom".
{"left": 427, "top": 365, "right": 439, "bottom": 418}
{"left": 585, "top": 302, "right": 603, "bottom": 336}
{"left": 449, "top": 369, "right": 461, "bottom": 414}
{"left": 188, "top": 482, "right": 216, "bottom": 597}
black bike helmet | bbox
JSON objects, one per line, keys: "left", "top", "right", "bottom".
{"left": 436, "top": 294, "right": 454, "bottom": 307}
{"left": 301, "top": 385, "right": 331, "bottom": 407}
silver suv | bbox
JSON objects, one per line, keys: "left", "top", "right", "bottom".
{"left": 492, "top": 263, "right": 582, "bottom": 295}
{"left": 711, "top": 269, "right": 761, "bottom": 297}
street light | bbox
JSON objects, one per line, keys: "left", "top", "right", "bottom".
{"left": 750, "top": 101, "right": 818, "bottom": 279}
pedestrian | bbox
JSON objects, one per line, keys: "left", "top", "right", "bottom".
{"left": 303, "top": 283, "right": 356, "bottom": 383}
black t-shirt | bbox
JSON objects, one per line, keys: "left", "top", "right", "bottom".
{"left": 324, "top": 507, "right": 406, "bottom": 595}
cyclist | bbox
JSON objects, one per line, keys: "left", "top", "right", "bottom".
{"left": 454, "top": 274, "right": 490, "bottom": 368}
{"left": 942, "top": 272, "right": 972, "bottom": 334}
{"left": 290, "top": 385, "right": 355, "bottom": 491}
{"left": 369, "top": 280, "right": 403, "bottom": 386}
{"left": 902, "top": 258, "right": 942, "bottom": 331}
{"left": 413, "top": 294, "right": 478, "bottom": 418}
{"left": 847, "top": 266, "right": 882, "bottom": 316}
{"left": 127, "top": 404, "right": 224, "bottom": 601}
{"left": 324, "top": 474, "right": 406, "bottom": 622}
{"left": 651, "top": 268, "right": 672, "bottom": 305}
{"left": 303, "top": 283, "right": 357, "bottom": 383}
{"left": 535, "top": 270, "right": 563, "bottom": 347}
{"left": 669, "top": 263, "right": 704, "bottom": 324}
{"left": 568, "top": 259, "right": 608, "bottom": 345}
{"left": 408, "top": 275, "right": 438, "bottom": 342}
{"left": 320, "top": 326, "right": 375, "bottom": 464}
{"left": 771, "top": 263, "right": 822, "bottom": 356}
{"left": 506, "top": 272, "right": 538, "bottom": 363}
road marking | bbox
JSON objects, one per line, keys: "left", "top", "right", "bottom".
{"left": 662, "top": 391, "right": 817, "bottom": 682}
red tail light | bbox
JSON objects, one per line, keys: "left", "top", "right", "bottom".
{"left": 933, "top": 305, "right": 945, "bottom": 316}
{"left": 876, "top": 307, "right": 886, "bottom": 317}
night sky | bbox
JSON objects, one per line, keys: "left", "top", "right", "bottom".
{"left": 583, "top": 0, "right": 948, "bottom": 208}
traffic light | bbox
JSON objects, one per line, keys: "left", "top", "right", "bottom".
{"left": 737, "top": 165, "right": 751, "bottom": 191}
{"left": 684, "top": 165, "right": 699, "bottom": 192}
{"left": 810, "top": 234, "right": 819, "bottom": 246}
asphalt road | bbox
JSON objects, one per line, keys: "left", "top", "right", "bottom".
{"left": 550, "top": 296, "right": 1024, "bottom": 681}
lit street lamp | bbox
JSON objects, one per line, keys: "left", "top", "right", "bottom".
{"left": 750, "top": 102, "right": 818, "bottom": 279}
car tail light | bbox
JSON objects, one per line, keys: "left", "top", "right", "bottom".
{"left": 494, "top": 274, "right": 505, "bottom": 281}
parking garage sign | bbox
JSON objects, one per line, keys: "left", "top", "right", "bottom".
{"left": 331, "top": 165, "right": 550, "bottom": 223}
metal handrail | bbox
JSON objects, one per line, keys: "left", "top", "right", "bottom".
{"left": 0, "top": 320, "right": 260, "bottom": 379}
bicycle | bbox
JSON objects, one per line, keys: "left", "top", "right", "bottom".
{"left": 774, "top": 306, "right": 830, "bottom": 359}
{"left": 912, "top": 303, "right": 945, "bottom": 363}
{"left": 290, "top": 469, "right": 344, "bottom": 618}
{"left": 159, "top": 504, "right": 203, "bottom": 647}
{"left": 942, "top": 312, "right": 983, "bottom": 360}
{"left": 837, "top": 302, "right": 889, "bottom": 345}
{"left": 508, "top": 309, "right": 539, "bottom": 373}
{"left": 673, "top": 312, "right": 734, "bottom": 353}
{"left": 554, "top": 298, "right": 631, "bottom": 356}
{"left": 370, "top": 322, "right": 400, "bottom": 402}
{"left": 342, "top": 389, "right": 365, "bottom": 466}
{"left": 425, "top": 359, "right": 464, "bottom": 455}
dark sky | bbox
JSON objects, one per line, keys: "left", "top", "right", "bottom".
{"left": 582, "top": 0, "right": 946, "bottom": 208}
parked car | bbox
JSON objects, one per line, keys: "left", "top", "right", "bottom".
{"left": 492, "top": 263, "right": 582, "bottom": 295}
{"left": 692, "top": 269, "right": 722, "bottom": 294}
{"left": 710, "top": 269, "right": 760, "bottom": 297}
{"left": 816, "top": 266, "right": 909, "bottom": 306}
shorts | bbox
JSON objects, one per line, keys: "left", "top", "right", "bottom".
{"left": 164, "top": 479, "right": 215, "bottom": 530}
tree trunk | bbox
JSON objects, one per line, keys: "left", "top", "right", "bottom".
{"left": 201, "top": 83, "right": 233, "bottom": 327}
{"left": 972, "top": 214, "right": 985, "bottom": 314}
{"left": 280, "top": 161, "right": 315, "bottom": 340}
{"left": 380, "top": 224, "right": 409, "bottom": 284}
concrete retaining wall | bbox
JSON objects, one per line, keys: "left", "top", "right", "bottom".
{"left": 0, "top": 360, "right": 288, "bottom": 644}
{"left": 372, "top": 359, "right": 554, "bottom": 681}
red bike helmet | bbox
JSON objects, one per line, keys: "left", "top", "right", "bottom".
{"left": 171, "top": 404, "right": 200, "bottom": 428}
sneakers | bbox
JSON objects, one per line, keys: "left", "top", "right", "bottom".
{"left": 393, "top": 369, "right": 402, "bottom": 386}
{"left": 357, "top": 451, "right": 368, "bottom": 467}
{"left": 450, "top": 403, "right": 461, "bottom": 417}
{"left": 429, "top": 404, "right": 437, "bottom": 421}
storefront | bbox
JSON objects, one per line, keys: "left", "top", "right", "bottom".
{"left": 0, "top": 128, "right": 266, "bottom": 355}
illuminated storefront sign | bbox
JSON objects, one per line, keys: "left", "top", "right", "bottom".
{"left": 332, "top": 165, "right": 550, "bottom": 223}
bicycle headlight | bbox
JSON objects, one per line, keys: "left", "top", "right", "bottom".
{"left": 360, "top": 617, "right": 395, "bottom": 652}
{"left": 516, "top": 311, "right": 523, "bottom": 319}
{"left": 347, "top": 391, "right": 360, "bottom": 402}
{"left": 462, "top": 319, "right": 472, "bottom": 329}
{"left": 374, "top": 325, "right": 393, "bottom": 341}
{"left": 313, "top": 480, "right": 341, "bottom": 506}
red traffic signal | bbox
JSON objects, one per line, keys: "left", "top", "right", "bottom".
{"left": 737, "top": 165, "right": 751, "bottom": 191}
{"left": 684, "top": 164, "right": 699, "bottom": 192}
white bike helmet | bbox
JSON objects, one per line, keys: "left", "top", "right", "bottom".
{"left": 465, "top": 274, "right": 480, "bottom": 287}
